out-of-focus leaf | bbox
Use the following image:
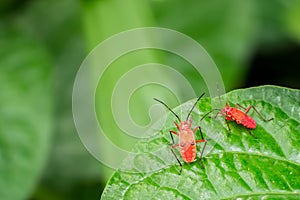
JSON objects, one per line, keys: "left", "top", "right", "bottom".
{"left": 284, "top": 0, "right": 300, "bottom": 43}
{"left": 18, "top": 0, "right": 102, "bottom": 192}
{"left": 83, "top": 0, "right": 185, "bottom": 181}
{"left": 254, "top": 0, "right": 289, "bottom": 47}
{"left": 151, "top": 0, "right": 258, "bottom": 89}
{"left": 0, "top": 24, "right": 53, "bottom": 200}
{"left": 101, "top": 85, "right": 300, "bottom": 199}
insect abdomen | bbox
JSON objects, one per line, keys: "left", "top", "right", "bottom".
{"left": 241, "top": 115, "right": 256, "bottom": 129}
{"left": 227, "top": 109, "right": 256, "bottom": 129}
{"left": 181, "top": 144, "right": 196, "bottom": 163}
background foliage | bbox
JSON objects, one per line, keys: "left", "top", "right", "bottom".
{"left": 0, "top": 0, "right": 299, "bottom": 199}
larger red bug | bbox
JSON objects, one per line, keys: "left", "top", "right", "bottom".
{"left": 202, "top": 102, "right": 274, "bottom": 138}
{"left": 154, "top": 93, "right": 208, "bottom": 174}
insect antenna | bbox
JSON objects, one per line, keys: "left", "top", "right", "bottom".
{"left": 186, "top": 93, "right": 205, "bottom": 121}
{"left": 200, "top": 108, "right": 220, "bottom": 121}
{"left": 154, "top": 98, "right": 181, "bottom": 122}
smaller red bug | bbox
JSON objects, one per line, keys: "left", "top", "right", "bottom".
{"left": 154, "top": 93, "right": 208, "bottom": 174}
{"left": 202, "top": 102, "right": 273, "bottom": 138}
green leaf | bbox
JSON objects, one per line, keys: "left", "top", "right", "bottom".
{"left": 0, "top": 25, "right": 53, "bottom": 199}
{"left": 19, "top": 0, "right": 101, "bottom": 192}
{"left": 152, "top": 0, "right": 258, "bottom": 89}
{"left": 284, "top": 0, "right": 300, "bottom": 43}
{"left": 101, "top": 85, "right": 300, "bottom": 200}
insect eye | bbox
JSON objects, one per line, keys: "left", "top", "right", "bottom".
{"left": 180, "top": 142, "right": 185, "bottom": 147}
{"left": 190, "top": 141, "right": 195, "bottom": 145}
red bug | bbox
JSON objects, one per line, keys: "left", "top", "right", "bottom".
{"left": 203, "top": 102, "right": 273, "bottom": 138}
{"left": 154, "top": 93, "right": 208, "bottom": 174}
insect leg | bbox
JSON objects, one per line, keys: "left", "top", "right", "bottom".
{"left": 170, "top": 130, "right": 178, "bottom": 144}
{"left": 169, "top": 131, "right": 182, "bottom": 174}
{"left": 189, "top": 118, "right": 193, "bottom": 127}
{"left": 170, "top": 147, "right": 182, "bottom": 174}
{"left": 211, "top": 111, "right": 222, "bottom": 119}
{"left": 174, "top": 121, "right": 181, "bottom": 130}
{"left": 194, "top": 126, "right": 208, "bottom": 168}
{"left": 193, "top": 126, "right": 204, "bottom": 140}
{"left": 224, "top": 119, "right": 231, "bottom": 136}
{"left": 198, "top": 141, "right": 207, "bottom": 168}
{"left": 246, "top": 129, "right": 257, "bottom": 139}
{"left": 170, "top": 130, "right": 179, "bottom": 136}
{"left": 200, "top": 109, "right": 220, "bottom": 121}
{"left": 241, "top": 104, "right": 274, "bottom": 122}
{"left": 235, "top": 103, "right": 247, "bottom": 110}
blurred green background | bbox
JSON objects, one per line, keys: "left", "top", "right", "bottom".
{"left": 0, "top": 0, "right": 299, "bottom": 199}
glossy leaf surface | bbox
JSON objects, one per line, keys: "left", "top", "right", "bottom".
{"left": 101, "top": 86, "right": 300, "bottom": 200}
